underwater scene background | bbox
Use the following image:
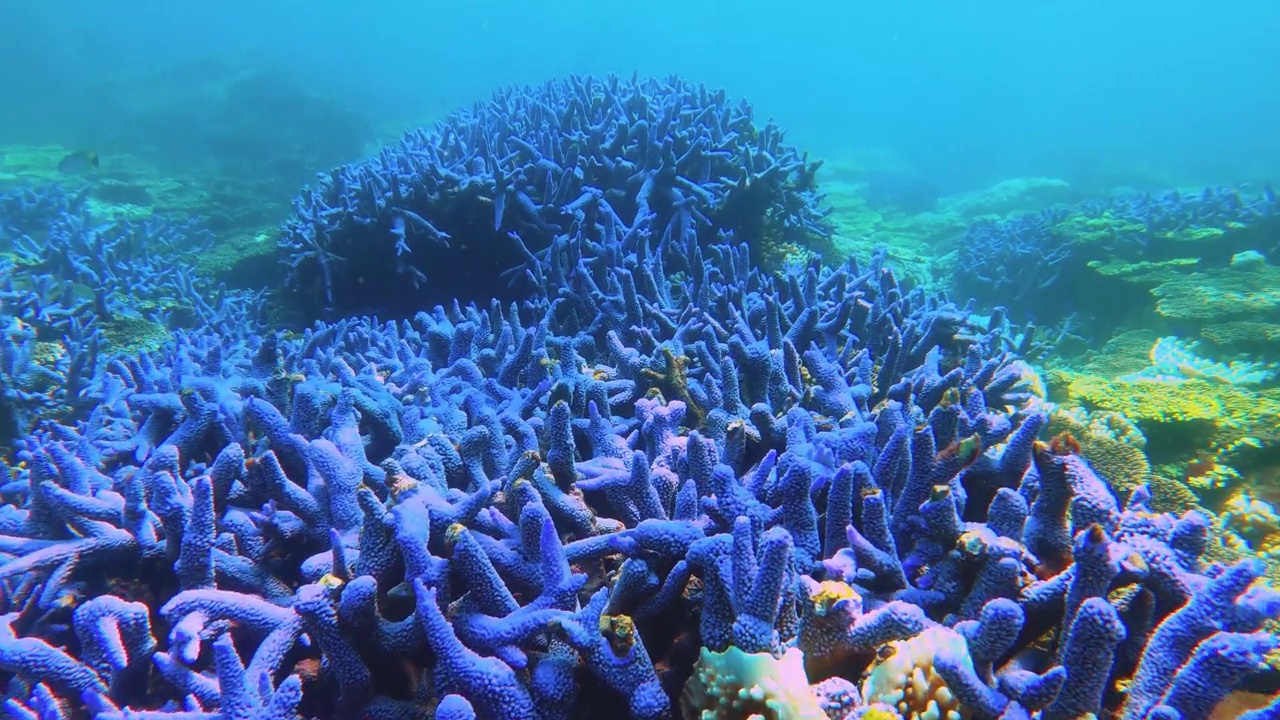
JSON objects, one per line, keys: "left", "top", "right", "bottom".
{"left": 2, "top": 1, "right": 1280, "bottom": 719}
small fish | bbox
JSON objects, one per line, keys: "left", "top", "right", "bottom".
{"left": 57, "top": 150, "right": 99, "bottom": 174}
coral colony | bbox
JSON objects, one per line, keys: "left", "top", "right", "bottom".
{"left": 2, "top": 74, "right": 1279, "bottom": 720}
{"left": 280, "top": 75, "right": 832, "bottom": 318}
{"left": 953, "top": 186, "right": 1280, "bottom": 328}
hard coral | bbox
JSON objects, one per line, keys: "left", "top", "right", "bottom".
{"left": 0, "top": 182, "right": 266, "bottom": 447}
{"left": 1221, "top": 490, "right": 1280, "bottom": 560}
{"left": 952, "top": 183, "right": 1280, "bottom": 332}
{"left": 2, "top": 77, "right": 1280, "bottom": 720}
{"left": 1153, "top": 263, "right": 1280, "bottom": 321}
{"left": 1045, "top": 406, "right": 1201, "bottom": 513}
{"left": 281, "top": 74, "right": 833, "bottom": 320}
{"left": 1052, "top": 365, "right": 1280, "bottom": 508}
{"left": 680, "top": 646, "right": 827, "bottom": 720}
{"left": 861, "top": 627, "right": 972, "bottom": 720}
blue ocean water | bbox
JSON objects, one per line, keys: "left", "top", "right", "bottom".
{"left": 3, "top": 0, "right": 1279, "bottom": 189}
{"left": 2, "top": 3, "right": 1280, "bottom": 720}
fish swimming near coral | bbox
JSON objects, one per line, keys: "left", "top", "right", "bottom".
{"left": 57, "top": 149, "right": 99, "bottom": 173}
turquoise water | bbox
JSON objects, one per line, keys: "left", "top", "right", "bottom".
{"left": 3, "top": 0, "right": 1278, "bottom": 189}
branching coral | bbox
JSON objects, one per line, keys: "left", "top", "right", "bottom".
{"left": 0, "top": 183, "right": 267, "bottom": 447}
{"left": 0, "top": 78, "right": 1277, "bottom": 720}
{"left": 280, "top": 74, "right": 833, "bottom": 320}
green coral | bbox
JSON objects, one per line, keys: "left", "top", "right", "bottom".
{"left": 1086, "top": 256, "right": 1199, "bottom": 280}
{"left": 936, "top": 177, "right": 1077, "bottom": 218}
{"left": 100, "top": 314, "right": 171, "bottom": 355}
{"left": 1055, "top": 210, "right": 1149, "bottom": 246}
{"left": 1076, "top": 330, "right": 1162, "bottom": 378}
{"left": 1200, "top": 321, "right": 1280, "bottom": 352}
{"left": 195, "top": 228, "right": 278, "bottom": 276}
{"left": 821, "top": 180, "right": 955, "bottom": 286}
{"left": 1143, "top": 263, "right": 1280, "bottom": 358}
{"left": 1060, "top": 207, "right": 1242, "bottom": 248}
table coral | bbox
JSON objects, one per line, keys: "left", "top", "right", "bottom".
{"left": 1150, "top": 263, "right": 1280, "bottom": 363}
{"left": 1051, "top": 370, "right": 1279, "bottom": 476}
{"left": 1152, "top": 264, "right": 1280, "bottom": 321}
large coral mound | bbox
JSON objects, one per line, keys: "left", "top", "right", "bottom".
{"left": 281, "top": 74, "right": 833, "bottom": 319}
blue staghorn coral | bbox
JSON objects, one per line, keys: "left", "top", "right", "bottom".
{"left": 281, "top": 74, "right": 833, "bottom": 319}
{"left": 0, "top": 184, "right": 266, "bottom": 448}
{"left": 2, "top": 76, "right": 1279, "bottom": 720}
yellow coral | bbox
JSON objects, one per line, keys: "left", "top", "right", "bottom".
{"left": 1063, "top": 375, "right": 1218, "bottom": 425}
{"left": 808, "top": 580, "right": 859, "bottom": 616}
{"left": 1048, "top": 369, "right": 1280, "bottom": 509}
{"left": 862, "top": 627, "right": 972, "bottom": 720}
{"left": 1055, "top": 372, "right": 1280, "bottom": 455}
{"left": 797, "top": 580, "right": 868, "bottom": 679}
{"left": 680, "top": 645, "right": 826, "bottom": 720}
{"left": 1220, "top": 490, "right": 1280, "bottom": 559}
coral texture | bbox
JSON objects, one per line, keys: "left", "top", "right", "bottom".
{"left": 1, "top": 76, "right": 1278, "bottom": 720}
{"left": 281, "top": 74, "right": 833, "bottom": 319}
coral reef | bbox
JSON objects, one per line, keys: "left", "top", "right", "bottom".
{"left": 1044, "top": 406, "right": 1192, "bottom": 512}
{"left": 951, "top": 185, "right": 1280, "bottom": 334}
{"left": 822, "top": 181, "right": 948, "bottom": 288}
{"left": 281, "top": 74, "right": 833, "bottom": 319}
{"left": 1, "top": 75, "right": 1278, "bottom": 720}
{"left": 1052, "top": 344, "right": 1280, "bottom": 482}
{"left": 937, "top": 177, "right": 1078, "bottom": 219}
{"left": 0, "top": 183, "right": 264, "bottom": 447}
{"left": 819, "top": 174, "right": 1084, "bottom": 296}
{"left": 1220, "top": 490, "right": 1280, "bottom": 560}
{"left": 2, "top": 232, "right": 1277, "bottom": 720}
